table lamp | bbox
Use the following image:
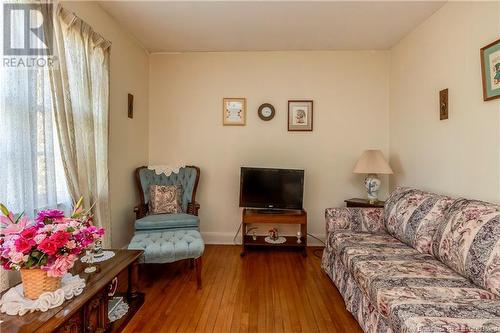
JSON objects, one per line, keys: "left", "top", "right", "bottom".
{"left": 353, "top": 150, "right": 393, "bottom": 203}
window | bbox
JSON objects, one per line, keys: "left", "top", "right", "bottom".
{"left": 0, "top": 27, "right": 71, "bottom": 217}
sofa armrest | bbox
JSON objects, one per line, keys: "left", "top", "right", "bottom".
{"left": 325, "top": 207, "right": 386, "bottom": 234}
{"left": 134, "top": 203, "right": 148, "bottom": 220}
{"left": 187, "top": 201, "right": 200, "bottom": 216}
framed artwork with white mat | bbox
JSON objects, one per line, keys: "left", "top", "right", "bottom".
{"left": 223, "top": 98, "right": 246, "bottom": 125}
{"left": 288, "top": 100, "right": 313, "bottom": 131}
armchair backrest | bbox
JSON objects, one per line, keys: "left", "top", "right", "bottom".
{"left": 135, "top": 166, "right": 200, "bottom": 213}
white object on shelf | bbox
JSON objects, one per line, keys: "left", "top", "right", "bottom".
{"left": 108, "top": 296, "right": 123, "bottom": 316}
{"left": 84, "top": 266, "right": 97, "bottom": 274}
{"left": 264, "top": 236, "right": 286, "bottom": 244}
{"left": 81, "top": 250, "right": 115, "bottom": 263}
{"left": 0, "top": 273, "right": 85, "bottom": 316}
{"left": 108, "top": 299, "right": 129, "bottom": 323}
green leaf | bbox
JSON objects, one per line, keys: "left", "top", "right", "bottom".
{"left": 31, "top": 250, "right": 42, "bottom": 259}
{"left": 25, "top": 257, "right": 36, "bottom": 268}
{"left": 36, "top": 253, "right": 46, "bottom": 266}
{"left": 14, "top": 212, "right": 25, "bottom": 224}
{"left": 71, "top": 212, "right": 82, "bottom": 219}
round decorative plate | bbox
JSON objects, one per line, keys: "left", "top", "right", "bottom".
{"left": 258, "top": 103, "right": 275, "bottom": 121}
{"left": 264, "top": 236, "right": 286, "bottom": 244}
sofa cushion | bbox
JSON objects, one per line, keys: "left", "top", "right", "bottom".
{"left": 433, "top": 198, "right": 500, "bottom": 297}
{"left": 323, "top": 244, "right": 500, "bottom": 333}
{"left": 326, "top": 230, "right": 500, "bottom": 332}
{"left": 135, "top": 213, "right": 199, "bottom": 231}
{"left": 328, "top": 230, "right": 411, "bottom": 273}
{"left": 352, "top": 256, "right": 497, "bottom": 318}
{"left": 384, "top": 187, "right": 454, "bottom": 255}
{"left": 394, "top": 300, "right": 500, "bottom": 333}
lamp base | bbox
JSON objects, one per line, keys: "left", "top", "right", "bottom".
{"left": 364, "top": 174, "right": 381, "bottom": 203}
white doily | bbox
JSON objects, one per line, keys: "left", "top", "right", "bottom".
{"left": 0, "top": 273, "right": 86, "bottom": 316}
{"left": 264, "top": 236, "right": 287, "bottom": 244}
{"left": 80, "top": 250, "right": 115, "bottom": 263}
{"left": 109, "top": 301, "right": 129, "bottom": 322}
{"left": 148, "top": 164, "right": 186, "bottom": 176}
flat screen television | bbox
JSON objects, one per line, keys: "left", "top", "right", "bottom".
{"left": 239, "top": 167, "right": 304, "bottom": 210}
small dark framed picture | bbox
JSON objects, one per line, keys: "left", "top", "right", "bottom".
{"left": 288, "top": 100, "right": 313, "bottom": 131}
{"left": 128, "top": 93, "right": 134, "bottom": 118}
{"left": 439, "top": 88, "right": 448, "bottom": 120}
{"left": 480, "top": 39, "right": 500, "bottom": 101}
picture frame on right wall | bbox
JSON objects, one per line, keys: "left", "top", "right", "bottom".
{"left": 480, "top": 39, "right": 500, "bottom": 101}
{"left": 288, "top": 100, "right": 313, "bottom": 131}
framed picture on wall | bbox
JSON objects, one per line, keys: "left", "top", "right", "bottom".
{"left": 481, "top": 39, "right": 500, "bottom": 101}
{"left": 288, "top": 100, "right": 313, "bottom": 131}
{"left": 223, "top": 98, "right": 246, "bottom": 125}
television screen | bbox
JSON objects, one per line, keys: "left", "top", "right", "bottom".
{"left": 239, "top": 167, "right": 304, "bottom": 210}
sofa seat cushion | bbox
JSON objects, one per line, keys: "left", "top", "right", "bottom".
{"left": 384, "top": 187, "right": 454, "bottom": 256}
{"left": 135, "top": 213, "right": 199, "bottom": 231}
{"left": 433, "top": 198, "right": 500, "bottom": 297}
{"left": 328, "top": 230, "right": 412, "bottom": 272}
{"left": 394, "top": 300, "right": 500, "bottom": 333}
{"left": 329, "top": 230, "right": 500, "bottom": 332}
{"left": 128, "top": 229, "right": 204, "bottom": 264}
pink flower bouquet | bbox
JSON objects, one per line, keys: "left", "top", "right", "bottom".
{"left": 0, "top": 199, "right": 104, "bottom": 278}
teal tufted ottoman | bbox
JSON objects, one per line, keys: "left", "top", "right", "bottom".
{"left": 128, "top": 229, "right": 204, "bottom": 288}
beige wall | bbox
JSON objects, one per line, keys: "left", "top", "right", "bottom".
{"left": 149, "top": 51, "right": 390, "bottom": 242}
{"left": 389, "top": 1, "right": 500, "bottom": 202}
{"left": 61, "top": 2, "right": 149, "bottom": 248}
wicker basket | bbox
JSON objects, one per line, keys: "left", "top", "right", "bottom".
{"left": 20, "top": 268, "right": 62, "bottom": 300}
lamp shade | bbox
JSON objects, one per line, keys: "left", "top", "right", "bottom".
{"left": 353, "top": 150, "right": 393, "bottom": 174}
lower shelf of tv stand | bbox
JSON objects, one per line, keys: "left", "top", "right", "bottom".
{"left": 241, "top": 208, "right": 307, "bottom": 257}
{"left": 241, "top": 235, "right": 307, "bottom": 257}
{"left": 243, "top": 235, "right": 306, "bottom": 247}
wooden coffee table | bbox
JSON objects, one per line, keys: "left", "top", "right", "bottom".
{"left": 0, "top": 249, "right": 144, "bottom": 333}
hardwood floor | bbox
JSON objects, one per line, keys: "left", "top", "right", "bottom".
{"left": 122, "top": 245, "right": 363, "bottom": 333}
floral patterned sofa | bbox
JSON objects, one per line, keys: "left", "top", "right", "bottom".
{"left": 322, "top": 187, "right": 500, "bottom": 333}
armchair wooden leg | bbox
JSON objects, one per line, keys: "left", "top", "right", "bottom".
{"left": 195, "top": 256, "right": 202, "bottom": 289}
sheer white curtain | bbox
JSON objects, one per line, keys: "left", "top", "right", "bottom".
{"left": 0, "top": 8, "right": 71, "bottom": 216}
{"left": 0, "top": 2, "right": 71, "bottom": 292}
{"left": 50, "top": 5, "right": 111, "bottom": 246}
{"left": 0, "top": 68, "right": 71, "bottom": 215}
{"left": 0, "top": 70, "right": 68, "bottom": 216}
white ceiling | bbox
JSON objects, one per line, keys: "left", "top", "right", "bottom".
{"left": 98, "top": 1, "right": 445, "bottom": 53}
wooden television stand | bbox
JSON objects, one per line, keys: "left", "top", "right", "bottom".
{"left": 241, "top": 208, "right": 307, "bottom": 257}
